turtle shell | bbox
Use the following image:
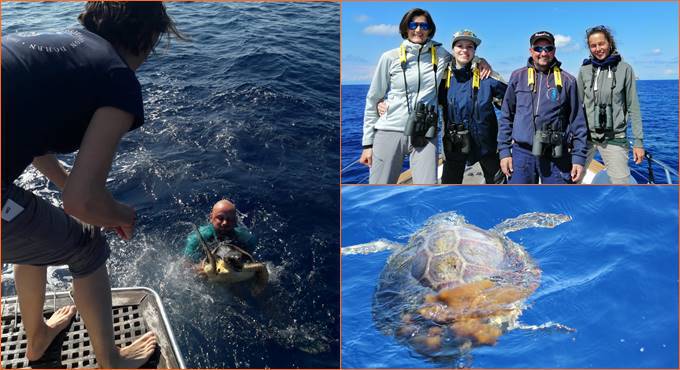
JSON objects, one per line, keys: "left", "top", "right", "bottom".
{"left": 409, "top": 224, "right": 506, "bottom": 291}
{"left": 372, "top": 215, "right": 541, "bottom": 358}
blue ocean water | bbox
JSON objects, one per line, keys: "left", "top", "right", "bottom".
{"left": 2, "top": 2, "right": 339, "bottom": 368}
{"left": 342, "top": 81, "right": 679, "bottom": 184}
{"left": 342, "top": 186, "right": 678, "bottom": 368}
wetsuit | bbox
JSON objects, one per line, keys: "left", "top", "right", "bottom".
{"left": 184, "top": 224, "right": 256, "bottom": 263}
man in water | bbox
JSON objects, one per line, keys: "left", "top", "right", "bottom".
{"left": 184, "top": 200, "right": 268, "bottom": 292}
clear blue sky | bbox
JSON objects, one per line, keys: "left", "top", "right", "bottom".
{"left": 342, "top": 1, "right": 678, "bottom": 84}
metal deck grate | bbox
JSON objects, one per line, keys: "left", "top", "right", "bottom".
{"left": 1, "top": 288, "right": 184, "bottom": 369}
{"left": 1, "top": 313, "right": 29, "bottom": 369}
{"left": 1, "top": 304, "right": 149, "bottom": 368}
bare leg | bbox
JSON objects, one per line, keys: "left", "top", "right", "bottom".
{"left": 14, "top": 265, "right": 77, "bottom": 361}
{"left": 72, "top": 264, "right": 157, "bottom": 368}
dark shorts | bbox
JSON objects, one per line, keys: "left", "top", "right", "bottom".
{"left": 1, "top": 183, "right": 110, "bottom": 278}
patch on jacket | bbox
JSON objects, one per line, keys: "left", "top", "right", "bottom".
{"left": 546, "top": 87, "right": 559, "bottom": 102}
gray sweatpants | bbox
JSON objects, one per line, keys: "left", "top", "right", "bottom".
{"left": 1, "top": 183, "right": 110, "bottom": 278}
{"left": 369, "top": 130, "right": 438, "bottom": 184}
{"left": 584, "top": 141, "right": 631, "bottom": 184}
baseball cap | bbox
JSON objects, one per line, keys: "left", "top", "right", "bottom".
{"left": 530, "top": 31, "right": 555, "bottom": 45}
{"left": 452, "top": 29, "right": 482, "bottom": 47}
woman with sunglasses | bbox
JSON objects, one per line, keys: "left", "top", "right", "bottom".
{"left": 577, "top": 25, "right": 644, "bottom": 183}
{"left": 359, "top": 8, "right": 490, "bottom": 184}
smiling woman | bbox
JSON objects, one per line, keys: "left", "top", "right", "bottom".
{"left": 577, "top": 25, "right": 646, "bottom": 184}
{"left": 358, "top": 8, "right": 450, "bottom": 184}
{"left": 440, "top": 29, "right": 507, "bottom": 184}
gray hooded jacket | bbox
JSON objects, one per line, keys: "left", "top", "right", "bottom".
{"left": 362, "top": 39, "right": 451, "bottom": 147}
{"left": 577, "top": 57, "right": 643, "bottom": 148}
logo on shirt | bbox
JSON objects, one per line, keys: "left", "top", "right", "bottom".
{"left": 11, "top": 29, "right": 85, "bottom": 54}
{"left": 546, "top": 87, "right": 559, "bottom": 102}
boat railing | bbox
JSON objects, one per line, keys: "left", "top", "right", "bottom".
{"left": 341, "top": 158, "right": 370, "bottom": 184}
{"left": 633, "top": 151, "right": 678, "bottom": 184}
{"left": 1, "top": 290, "right": 61, "bottom": 335}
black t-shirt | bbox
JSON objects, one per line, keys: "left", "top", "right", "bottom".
{"left": 2, "top": 28, "right": 144, "bottom": 183}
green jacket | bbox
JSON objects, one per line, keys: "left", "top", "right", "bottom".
{"left": 184, "top": 224, "right": 256, "bottom": 263}
{"left": 577, "top": 59, "right": 643, "bottom": 148}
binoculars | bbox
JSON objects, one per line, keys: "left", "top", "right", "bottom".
{"left": 595, "top": 103, "right": 613, "bottom": 133}
{"left": 532, "top": 129, "right": 564, "bottom": 158}
{"left": 404, "top": 102, "right": 438, "bottom": 139}
{"left": 444, "top": 123, "right": 471, "bottom": 154}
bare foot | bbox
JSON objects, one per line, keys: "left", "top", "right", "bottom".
{"left": 109, "top": 331, "right": 157, "bottom": 368}
{"left": 26, "top": 305, "right": 77, "bottom": 361}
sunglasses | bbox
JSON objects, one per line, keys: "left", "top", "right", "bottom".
{"left": 532, "top": 45, "right": 555, "bottom": 53}
{"left": 587, "top": 25, "right": 608, "bottom": 34}
{"left": 408, "top": 22, "right": 430, "bottom": 31}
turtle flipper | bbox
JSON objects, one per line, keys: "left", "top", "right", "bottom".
{"left": 491, "top": 212, "right": 572, "bottom": 235}
{"left": 341, "top": 240, "right": 401, "bottom": 255}
{"left": 514, "top": 321, "right": 576, "bottom": 333}
{"left": 192, "top": 223, "right": 216, "bottom": 272}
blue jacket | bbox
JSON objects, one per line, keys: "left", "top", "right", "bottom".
{"left": 498, "top": 58, "right": 587, "bottom": 165}
{"left": 439, "top": 63, "right": 507, "bottom": 164}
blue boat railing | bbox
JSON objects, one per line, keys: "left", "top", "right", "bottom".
{"left": 341, "top": 159, "right": 370, "bottom": 184}
{"left": 341, "top": 159, "right": 361, "bottom": 173}
{"left": 633, "top": 151, "right": 678, "bottom": 184}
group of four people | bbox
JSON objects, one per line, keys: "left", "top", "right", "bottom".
{"left": 360, "top": 8, "right": 644, "bottom": 184}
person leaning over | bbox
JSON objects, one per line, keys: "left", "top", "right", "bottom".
{"left": 439, "top": 29, "right": 507, "bottom": 184}
{"left": 2, "top": 2, "right": 184, "bottom": 367}
{"left": 577, "top": 25, "right": 644, "bottom": 184}
{"left": 497, "top": 31, "right": 588, "bottom": 184}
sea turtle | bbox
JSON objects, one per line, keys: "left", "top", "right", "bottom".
{"left": 192, "top": 224, "right": 269, "bottom": 287}
{"left": 342, "top": 211, "right": 573, "bottom": 359}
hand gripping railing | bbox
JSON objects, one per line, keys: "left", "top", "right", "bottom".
{"left": 630, "top": 151, "right": 678, "bottom": 184}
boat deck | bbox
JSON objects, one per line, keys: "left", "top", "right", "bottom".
{"left": 1, "top": 287, "right": 185, "bottom": 369}
{"left": 397, "top": 158, "right": 639, "bottom": 184}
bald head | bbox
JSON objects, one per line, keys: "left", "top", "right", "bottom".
{"left": 212, "top": 200, "right": 235, "bottom": 214}
{"left": 210, "top": 200, "right": 237, "bottom": 236}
